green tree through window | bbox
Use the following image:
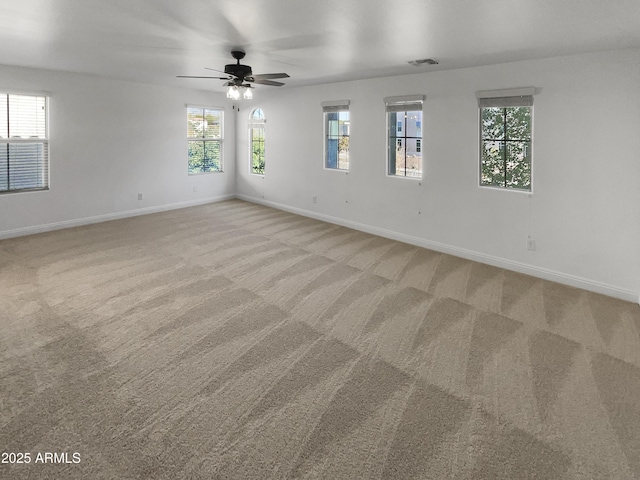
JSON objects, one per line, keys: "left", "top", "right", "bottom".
{"left": 480, "top": 106, "right": 531, "bottom": 190}
{"left": 187, "top": 106, "right": 223, "bottom": 174}
{"left": 250, "top": 108, "right": 265, "bottom": 175}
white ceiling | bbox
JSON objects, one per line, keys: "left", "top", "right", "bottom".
{"left": 1, "top": 0, "right": 639, "bottom": 93}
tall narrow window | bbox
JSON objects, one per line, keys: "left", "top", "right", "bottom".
{"left": 477, "top": 88, "right": 534, "bottom": 191}
{"left": 385, "top": 95, "right": 424, "bottom": 178}
{"left": 0, "top": 93, "right": 49, "bottom": 193}
{"left": 322, "top": 100, "right": 350, "bottom": 170}
{"left": 249, "top": 108, "right": 266, "bottom": 175}
{"left": 187, "top": 106, "right": 223, "bottom": 174}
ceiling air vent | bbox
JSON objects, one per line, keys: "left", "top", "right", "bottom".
{"left": 408, "top": 58, "right": 438, "bottom": 66}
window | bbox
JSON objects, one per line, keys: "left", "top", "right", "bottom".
{"left": 187, "top": 106, "right": 223, "bottom": 174}
{"left": 0, "top": 93, "right": 49, "bottom": 193}
{"left": 322, "top": 100, "right": 350, "bottom": 170}
{"left": 385, "top": 95, "right": 424, "bottom": 178}
{"left": 477, "top": 88, "right": 534, "bottom": 191}
{"left": 249, "top": 108, "right": 265, "bottom": 175}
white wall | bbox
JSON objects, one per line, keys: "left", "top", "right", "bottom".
{"left": 236, "top": 49, "right": 640, "bottom": 302}
{"left": 2, "top": 52, "right": 638, "bottom": 302}
{"left": 0, "top": 65, "right": 236, "bottom": 237}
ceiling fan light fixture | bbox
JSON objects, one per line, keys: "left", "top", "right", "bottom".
{"left": 226, "top": 84, "right": 253, "bottom": 100}
{"left": 226, "top": 85, "right": 240, "bottom": 100}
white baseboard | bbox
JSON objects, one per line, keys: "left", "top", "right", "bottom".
{"left": 237, "top": 194, "right": 639, "bottom": 304}
{"left": 0, "top": 194, "right": 235, "bottom": 240}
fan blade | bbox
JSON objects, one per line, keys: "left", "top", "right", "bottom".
{"left": 251, "top": 73, "right": 290, "bottom": 80}
{"left": 205, "top": 67, "right": 233, "bottom": 76}
{"left": 177, "top": 75, "right": 231, "bottom": 80}
{"left": 252, "top": 79, "right": 286, "bottom": 87}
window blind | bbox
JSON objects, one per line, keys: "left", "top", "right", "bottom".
{"left": 322, "top": 100, "right": 350, "bottom": 112}
{"left": 476, "top": 87, "right": 535, "bottom": 107}
{"left": 384, "top": 94, "right": 424, "bottom": 112}
{"left": 0, "top": 93, "right": 49, "bottom": 192}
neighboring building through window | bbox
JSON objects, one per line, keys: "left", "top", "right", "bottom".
{"left": 477, "top": 88, "right": 534, "bottom": 191}
{"left": 249, "top": 108, "right": 265, "bottom": 175}
{"left": 187, "top": 106, "right": 223, "bottom": 174}
{"left": 322, "top": 100, "right": 350, "bottom": 170}
{"left": 385, "top": 95, "right": 424, "bottom": 178}
{"left": 0, "top": 93, "right": 49, "bottom": 193}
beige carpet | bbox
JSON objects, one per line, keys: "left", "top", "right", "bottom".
{"left": 1, "top": 199, "right": 639, "bottom": 479}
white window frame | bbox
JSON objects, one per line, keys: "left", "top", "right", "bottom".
{"left": 187, "top": 105, "right": 224, "bottom": 175}
{"left": 249, "top": 108, "right": 266, "bottom": 176}
{"left": 384, "top": 95, "right": 424, "bottom": 180}
{"left": 322, "top": 100, "right": 350, "bottom": 172}
{"left": 0, "top": 92, "right": 49, "bottom": 194}
{"left": 476, "top": 87, "right": 535, "bottom": 192}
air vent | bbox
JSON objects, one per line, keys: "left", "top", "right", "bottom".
{"left": 408, "top": 58, "right": 438, "bottom": 66}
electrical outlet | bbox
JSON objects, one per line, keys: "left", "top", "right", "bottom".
{"left": 312, "top": 196, "right": 317, "bottom": 204}
{"left": 527, "top": 236, "right": 536, "bottom": 251}
{"left": 137, "top": 193, "right": 143, "bottom": 201}
{"left": 193, "top": 186, "right": 197, "bottom": 193}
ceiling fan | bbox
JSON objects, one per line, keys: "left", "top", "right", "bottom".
{"left": 177, "top": 50, "right": 289, "bottom": 99}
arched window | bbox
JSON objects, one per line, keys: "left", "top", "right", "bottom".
{"left": 249, "top": 108, "right": 265, "bottom": 175}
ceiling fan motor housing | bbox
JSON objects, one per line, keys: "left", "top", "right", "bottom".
{"left": 225, "top": 63, "right": 252, "bottom": 79}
